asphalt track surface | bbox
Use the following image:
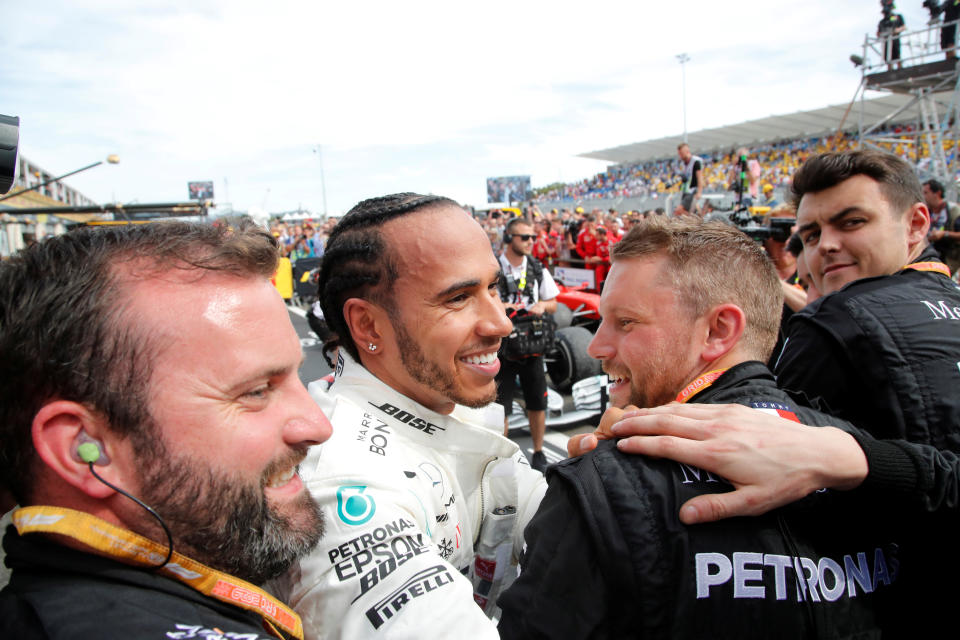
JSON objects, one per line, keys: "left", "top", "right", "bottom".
{"left": 287, "top": 306, "right": 595, "bottom": 468}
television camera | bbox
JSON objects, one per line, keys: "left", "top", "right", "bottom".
{"left": 707, "top": 206, "right": 795, "bottom": 243}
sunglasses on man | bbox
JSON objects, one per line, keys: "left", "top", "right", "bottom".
{"left": 510, "top": 234, "right": 536, "bottom": 241}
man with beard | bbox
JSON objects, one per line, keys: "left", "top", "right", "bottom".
{"left": 0, "top": 221, "right": 332, "bottom": 639}
{"left": 273, "top": 194, "right": 547, "bottom": 639}
{"left": 497, "top": 216, "right": 894, "bottom": 639}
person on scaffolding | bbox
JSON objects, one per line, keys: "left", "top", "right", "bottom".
{"left": 878, "top": 0, "right": 906, "bottom": 71}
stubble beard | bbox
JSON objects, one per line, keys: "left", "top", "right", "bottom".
{"left": 392, "top": 316, "right": 497, "bottom": 409}
{"left": 627, "top": 334, "right": 695, "bottom": 409}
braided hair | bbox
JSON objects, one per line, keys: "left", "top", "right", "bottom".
{"left": 318, "top": 192, "right": 459, "bottom": 362}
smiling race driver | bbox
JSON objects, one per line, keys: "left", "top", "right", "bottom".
{"left": 269, "top": 194, "right": 546, "bottom": 639}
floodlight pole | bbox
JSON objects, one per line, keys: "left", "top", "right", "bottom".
{"left": 0, "top": 155, "right": 119, "bottom": 203}
{"left": 676, "top": 53, "right": 690, "bottom": 143}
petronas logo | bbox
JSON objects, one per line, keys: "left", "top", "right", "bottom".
{"left": 336, "top": 485, "right": 376, "bottom": 526}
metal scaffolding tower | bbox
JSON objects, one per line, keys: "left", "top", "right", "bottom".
{"left": 855, "top": 17, "right": 960, "bottom": 193}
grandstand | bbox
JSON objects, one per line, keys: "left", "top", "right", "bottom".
{"left": 532, "top": 93, "right": 952, "bottom": 214}
{"left": 533, "top": 19, "right": 960, "bottom": 215}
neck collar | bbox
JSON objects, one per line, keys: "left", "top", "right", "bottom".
{"left": 903, "top": 260, "right": 951, "bottom": 278}
{"left": 12, "top": 506, "right": 302, "bottom": 639}
{"left": 330, "top": 351, "right": 506, "bottom": 436}
{"left": 675, "top": 368, "right": 729, "bottom": 404}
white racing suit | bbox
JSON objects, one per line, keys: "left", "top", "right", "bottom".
{"left": 272, "top": 352, "right": 547, "bottom": 639}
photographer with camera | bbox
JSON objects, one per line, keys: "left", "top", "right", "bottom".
{"left": 496, "top": 218, "right": 560, "bottom": 472}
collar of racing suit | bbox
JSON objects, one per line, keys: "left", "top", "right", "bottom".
{"left": 309, "top": 350, "right": 514, "bottom": 456}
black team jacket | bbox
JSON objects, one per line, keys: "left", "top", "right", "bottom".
{"left": 774, "top": 246, "right": 960, "bottom": 453}
{"left": 497, "top": 362, "right": 901, "bottom": 640}
{"left": 0, "top": 527, "right": 284, "bottom": 639}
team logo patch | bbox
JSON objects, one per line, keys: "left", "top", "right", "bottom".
{"left": 165, "top": 623, "right": 265, "bottom": 638}
{"left": 749, "top": 401, "right": 800, "bottom": 422}
{"left": 337, "top": 485, "right": 376, "bottom": 525}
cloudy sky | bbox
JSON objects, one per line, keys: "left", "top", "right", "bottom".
{"left": 2, "top": 1, "right": 935, "bottom": 215}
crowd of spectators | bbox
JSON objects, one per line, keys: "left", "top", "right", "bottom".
{"left": 268, "top": 218, "right": 337, "bottom": 262}
{"left": 475, "top": 204, "right": 667, "bottom": 291}
{"left": 267, "top": 121, "right": 957, "bottom": 290}
{"left": 531, "top": 123, "right": 953, "bottom": 204}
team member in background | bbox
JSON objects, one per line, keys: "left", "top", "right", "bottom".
{"left": 0, "top": 222, "right": 331, "bottom": 638}
{"left": 531, "top": 217, "right": 560, "bottom": 269}
{"left": 576, "top": 214, "right": 604, "bottom": 290}
{"left": 274, "top": 193, "right": 546, "bottom": 639}
{"left": 772, "top": 150, "right": 960, "bottom": 450}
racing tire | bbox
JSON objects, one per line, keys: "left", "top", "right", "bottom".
{"left": 546, "top": 326, "right": 602, "bottom": 393}
{"left": 552, "top": 303, "right": 573, "bottom": 329}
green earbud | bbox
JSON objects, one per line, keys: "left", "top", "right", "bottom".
{"left": 77, "top": 441, "right": 101, "bottom": 464}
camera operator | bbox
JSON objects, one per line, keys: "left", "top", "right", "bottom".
{"left": 727, "top": 147, "right": 762, "bottom": 208}
{"left": 878, "top": 1, "right": 906, "bottom": 70}
{"left": 496, "top": 218, "right": 559, "bottom": 472}
{"left": 926, "top": 0, "right": 960, "bottom": 59}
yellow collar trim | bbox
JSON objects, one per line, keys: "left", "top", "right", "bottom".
{"left": 12, "top": 506, "right": 302, "bottom": 639}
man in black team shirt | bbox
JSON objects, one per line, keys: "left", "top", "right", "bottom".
{"left": 498, "top": 217, "right": 895, "bottom": 639}
{"left": 773, "top": 150, "right": 960, "bottom": 452}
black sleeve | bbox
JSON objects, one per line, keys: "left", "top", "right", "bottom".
{"left": 497, "top": 475, "right": 608, "bottom": 640}
{"left": 773, "top": 319, "right": 851, "bottom": 416}
{"left": 842, "top": 426, "right": 960, "bottom": 514}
